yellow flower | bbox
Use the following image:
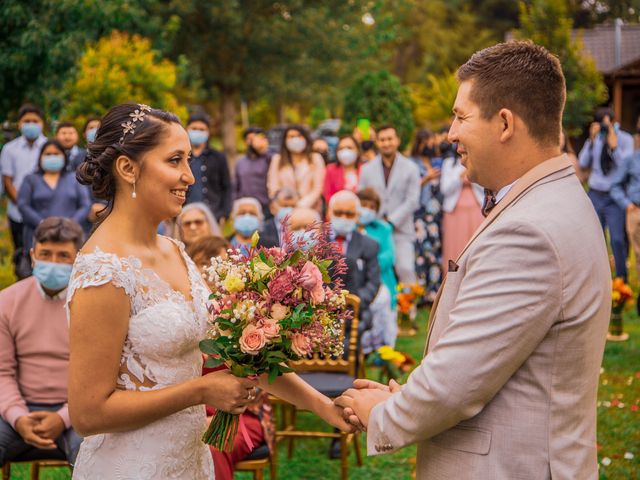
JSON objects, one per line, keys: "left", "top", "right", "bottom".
{"left": 252, "top": 260, "right": 273, "bottom": 281}
{"left": 223, "top": 275, "right": 245, "bottom": 293}
{"left": 612, "top": 291, "right": 621, "bottom": 302}
{"left": 251, "top": 231, "right": 260, "bottom": 248}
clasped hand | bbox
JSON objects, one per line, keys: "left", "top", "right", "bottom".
{"left": 15, "top": 411, "right": 65, "bottom": 449}
{"left": 334, "top": 379, "right": 402, "bottom": 431}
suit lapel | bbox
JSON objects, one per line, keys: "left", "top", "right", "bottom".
{"left": 385, "top": 154, "right": 404, "bottom": 193}
{"left": 424, "top": 154, "right": 572, "bottom": 354}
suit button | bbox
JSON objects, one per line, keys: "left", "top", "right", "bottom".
{"left": 202, "top": 187, "right": 208, "bottom": 193}
{"left": 202, "top": 176, "right": 207, "bottom": 182}
{"left": 201, "top": 165, "right": 206, "bottom": 172}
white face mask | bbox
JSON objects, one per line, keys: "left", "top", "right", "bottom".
{"left": 286, "top": 137, "right": 307, "bottom": 154}
{"left": 337, "top": 148, "right": 358, "bottom": 166}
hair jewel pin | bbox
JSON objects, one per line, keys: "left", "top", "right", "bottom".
{"left": 119, "top": 104, "right": 152, "bottom": 144}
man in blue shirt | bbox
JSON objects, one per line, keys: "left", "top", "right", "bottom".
{"left": 610, "top": 115, "right": 640, "bottom": 309}
{"left": 0, "top": 104, "right": 47, "bottom": 271}
{"left": 578, "top": 107, "right": 634, "bottom": 281}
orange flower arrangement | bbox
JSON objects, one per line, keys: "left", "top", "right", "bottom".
{"left": 397, "top": 283, "right": 426, "bottom": 315}
{"left": 612, "top": 277, "right": 634, "bottom": 314}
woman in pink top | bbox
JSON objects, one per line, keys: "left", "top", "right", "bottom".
{"left": 323, "top": 135, "right": 362, "bottom": 204}
{"left": 267, "top": 125, "right": 326, "bottom": 211}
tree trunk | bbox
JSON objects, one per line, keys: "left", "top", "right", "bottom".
{"left": 220, "top": 90, "right": 237, "bottom": 165}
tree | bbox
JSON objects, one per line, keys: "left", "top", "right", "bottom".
{"left": 516, "top": 0, "right": 608, "bottom": 134}
{"left": 409, "top": 71, "right": 458, "bottom": 128}
{"left": 342, "top": 70, "right": 415, "bottom": 149}
{"left": 61, "top": 31, "right": 187, "bottom": 128}
{"left": 160, "top": 1, "right": 380, "bottom": 159}
{"left": 0, "top": 0, "right": 156, "bottom": 120}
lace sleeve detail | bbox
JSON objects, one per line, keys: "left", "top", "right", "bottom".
{"left": 66, "top": 248, "right": 136, "bottom": 320}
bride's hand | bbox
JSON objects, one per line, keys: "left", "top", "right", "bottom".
{"left": 316, "top": 398, "right": 357, "bottom": 433}
{"left": 197, "top": 370, "right": 258, "bottom": 415}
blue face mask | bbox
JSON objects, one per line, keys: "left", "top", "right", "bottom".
{"left": 86, "top": 128, "right": 97, "bottom": 143}
{"left": 276, "top": 207, "right": 293, "bottom": 224}
{"left": 234, "top": 214, "right": 260, "bottom": 237}
{"left": 32, "top": 260, "right": 72, "bottom": 291}
{"left": 188, "top": 129, "right": 209, "bottom": 147}
{"left": 332, "top": 217, "right": 357, "bottom": 237}
{"left": 290, "top": 230, "right": 317, "bottom": 251}
{"left": 359, "top": 207, "right": 377, "bottom": 225}
{"left": 41, "top": 154, "right": 65, "bottom": 172}
{"left": 21, "top": 123, "right": 42, "bottom": 140}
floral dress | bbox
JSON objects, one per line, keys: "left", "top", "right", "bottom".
{"left": 412, "top": 157, "right": 443, "bottom": 304}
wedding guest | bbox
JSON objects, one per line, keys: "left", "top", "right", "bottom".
{"left": 1, "top": 103, "right": 47, "bottom": 273}
{"left": 352, "top": 126, "right": 377, "bottom": 164}
{"left": 267, "top": 125, "right": 326, "bottom": 211}
{"left": 185, "top": 112, "right": 232, "bottom": 223}
{"left": 409, "top": 129, "right": 443, "bottom": 302}
{"left": 312, "top": 137, "right": 331, "bottom": 164}
{"left": 186, "top": 236, "right": 230, "bottom": 273}
{"left": 610, "top": 113, "right": 640, "bottom": 312}
{"left": 263, "top": 187, "right": 299, "bottom": 246}
{"left": 176, "top": 202, "right": 222, "bottom": 248}
{"left": 55, "top": 122, "right": 84, "bottom": 171}
{"left": 578, "top": 107, "right": 635, "bottom": 281}
{"left": 0, "top": 217, "right": 84, "bottom": 467}
{"left": 358, "top": 124, "right": 421, "bottom": 283}
{"left": 78, "top": 117, "right": 105, "bottom": 231}
{"left": 327, "top": 190, "right": 380, "bottom": 335}
{"left": 562, "top": 129, "right": 587, "bottom": 183}
{"left": 186, "top": 238, "right": 275, "bottom": 480}
{"left": 17, "top": 140, "right": 91, "bottom": 251}
{"left": 234, "top": 127, "right": 271, "bottom": 216}
{"left": 357, "top": 187, "right": 398, "bottom": 347}
{"left": 229, "top": 197, "right": 277, "bottom": 254}
{"left": 323, "top": 135, "right": 362, "bottom": 204}
{"left": 439, "top": 154, "right": 484, "bottom": 271}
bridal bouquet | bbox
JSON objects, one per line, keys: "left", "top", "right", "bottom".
{"left": 199, "top": 228, "right": 351, "bottom": 451}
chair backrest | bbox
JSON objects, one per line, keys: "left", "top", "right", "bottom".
{"left": 289, "top": 293, "right": 360, "bottom": 377}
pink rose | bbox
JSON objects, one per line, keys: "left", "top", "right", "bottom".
{"left": 299, "top": 261, "right": 325, "bottom": 303}
{"left": 239, "top": 324, "right": 267, "bottom": 355}
{"left": 261, "top": 318, "right": 281, "bottom": 339}
{"left": 270, "top": 303, "right": 289, "bottom": 321}
{"left": 291, "top": 332, "right": 311, "bottom": 357}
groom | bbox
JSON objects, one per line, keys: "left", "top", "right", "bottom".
{"left": 335, "top": 41, "right": 611, "bottom": 479}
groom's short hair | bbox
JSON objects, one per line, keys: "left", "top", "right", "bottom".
{"left": 456, "top": 41, "right": 565, "bottom": 147}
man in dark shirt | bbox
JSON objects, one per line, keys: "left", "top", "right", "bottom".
{"left": 185, "top": 112, "right": 232, "bottom": 223}
{"left": 234, "top": 127, "right": 271, "bottom": 217}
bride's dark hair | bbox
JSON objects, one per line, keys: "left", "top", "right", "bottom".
{"left": 77, "top": 103, "right": 181, "bottom": 222}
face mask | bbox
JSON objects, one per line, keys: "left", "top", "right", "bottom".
{"left": 290, "top": 230, "right": 317, "bottom": 251}
{"left": 421, "top": 146, "right": 436, "bottom": 158}
{"left": 286, "top": 137, "right": 307, "bottom": 154}
{"left": 86, "top": 128, "right": 97, "bottom": 143}
{"left": 332, "top": 217, "right": 356, "bottom": 236}
{"left": 359, "top": 207, "right": 377, "bottom": 225}
{"left": 188, "top": 129, "right": 209, "bottom": 147}
{"left": 33, "top": 260, "right": 72, "bottom": 291}
{"left": 361, "top": 140, "right": 374, "bottom": 151}
{"left": 276, "top": 207, "right": 293, "bottom": 224}
{"left": 234, "top": 214, "right": 260, "bottom": 237}
{"left": 337, "top": 148, "right": 358, "bottom": 166}
{"left": 21, "top": 123, "right": 42, "bottom": 140}
{"left": 41, "top": 154, "right": 65, "bottom": 172}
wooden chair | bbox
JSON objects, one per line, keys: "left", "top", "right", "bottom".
{"left": 2, "top": 448, "right": 70, "bottom": 480}
{"left": 273, "top": 293, "right": 364, "bottom": 480}
{"left": 234, "top": 442, "right": 276, "bottom": 480}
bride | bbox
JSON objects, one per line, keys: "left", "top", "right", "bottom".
{"left": 68, "top": 104, "right": 350, "bottom": 479}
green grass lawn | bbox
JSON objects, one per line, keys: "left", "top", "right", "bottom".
{"left": 1, "top": 206, "right": 638, "bottom": 478}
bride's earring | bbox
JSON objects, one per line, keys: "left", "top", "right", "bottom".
{"left": 132, "top": 181, "right": 137, "bottom": 199}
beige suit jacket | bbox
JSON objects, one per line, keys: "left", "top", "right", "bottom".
{"left": 367, "top": 155, "right": 611, "bottom": 479}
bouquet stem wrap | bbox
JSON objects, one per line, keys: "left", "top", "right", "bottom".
{"left": 202, "top": 410, "right": 239, "bottom": 452}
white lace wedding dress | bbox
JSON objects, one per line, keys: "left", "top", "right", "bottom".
{"left": 66, "top": 237, "right": 215, "bottom": 479}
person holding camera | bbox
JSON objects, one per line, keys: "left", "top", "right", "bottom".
{"left": 578, "top": 107, "right": 634, "bottom": 281}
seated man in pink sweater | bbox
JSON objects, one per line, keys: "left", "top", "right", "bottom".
{"left": 0, "top": 217, "right": 84, "bottom": 467}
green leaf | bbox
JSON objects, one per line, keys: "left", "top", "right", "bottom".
{"left": 268, "top": 365, "right": 280, "bottom": 384}
{"left": 204, "top": 356, "right": 225, "bottom": 368}
{"left": 200, "top": 339, "right": 221, "bottom": 355}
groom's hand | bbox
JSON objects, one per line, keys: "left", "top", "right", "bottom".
{"left": 338, "top": 379, "right": 402, "bottom": 429}
{"left": 335, "top": 385, "right": 396, "bottom": 429}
